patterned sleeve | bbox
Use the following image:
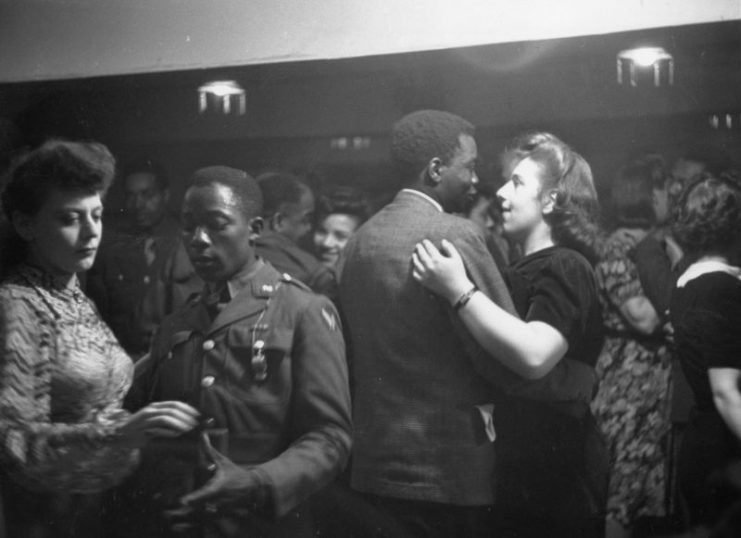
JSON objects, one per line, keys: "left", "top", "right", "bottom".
{"left": 0, "top": 288, "right": 139, "bottom": 494}
{"left": 596, "top": 237, "right": 644, "bottom": 311}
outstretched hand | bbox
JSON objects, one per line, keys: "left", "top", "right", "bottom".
{"left": 412, "top": 239, "right": 474, "bottom": 305}
{"left": 117, "top": 400, "right": 200, "bottom": 448}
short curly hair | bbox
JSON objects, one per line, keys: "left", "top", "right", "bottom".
{"left": 391, "top": 110, "right": 475, "bottom": 183}
{"left": 121, "top": 156, "right": 170, "bottom": 191}
{"left": 501, "top": 132, "right": 602, "bottom": 263}
{"left": 188, "top": 166, "right": 263, "bottom": 219}
{"left": 2, "top": 139, "right": 115, "bottom": 220}
{"left": 671, "top": 172, "right": 741, "bottom": 258}
{"left": 256, "top": 172, "right": 311, "bottom": 219}
{"left": 316, "top": 186, "right": 371, "bottom": 224}
{"left": 0, "top": 138, "right": 115, "bottom": 275}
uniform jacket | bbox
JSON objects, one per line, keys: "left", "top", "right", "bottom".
{"left": 86, "top": 216, "right": 202, "bottom": 357}
{"left": 338, "top": 189, "right": 596, "bottom": 506}
{"left": 127, "top": 260, "right": 352, "bottom": 528}
{"left": 255, "top": 231, "right": 337, "bottom": 299}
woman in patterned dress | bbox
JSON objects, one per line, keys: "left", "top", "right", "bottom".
{"left": 0, "top": 140, "right": 201, "bottom": 537}
{"left": 591, "top": 157, "right": 674, "bottom": 538}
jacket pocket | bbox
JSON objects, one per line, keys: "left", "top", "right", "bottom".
{"left": 225, "top": 326, "right": 292, "bottom": 404}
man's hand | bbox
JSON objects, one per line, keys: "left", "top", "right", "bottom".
{"left": 183, "top": 431, "right": 270, "bottom": 513}
{"left": 163, "top": 431, "right": 271, "bottom": 532}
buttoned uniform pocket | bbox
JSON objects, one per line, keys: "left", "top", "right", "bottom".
{"left": 148, "top": 329, "right": 202, "bottom": 402}
{"left": 225, "top": 325, "right": 292, "bottom": 405}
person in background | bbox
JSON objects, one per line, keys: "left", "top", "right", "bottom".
{"left": 464, "top": 180, "right": 512, "bottom": 269}
{"left": 255, "top": 172, "right": 337, "bottom": 298}
{"left": 340, "top": 112, "right": 597, "bottom": 538}
{"left": 121, "top": 166, "right": 352, "bottom": 537}
{"left": 313, "top": 186, "right": 370, "bottom": 270}
{"left": 412, "top": 131, "right": 607, "bottom": 538}
{"left": 590, "top": 157, "right": 674, "bottom": 538}
{"left": 669, "top": 172, "right": 741, "bottom": 535}
{"left": 0, "top": 140, "right": 199, "bottom": 538}
{"left": 86, "top": 157, "right": 201, "bottom": 358}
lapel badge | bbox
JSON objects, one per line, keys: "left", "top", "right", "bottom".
{"left": 252, "top": 339, "right": 268, "bottom": 382}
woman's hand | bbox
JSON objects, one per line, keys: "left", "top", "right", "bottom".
{"left": 412, "top": 239, "right": 474, "bottom": 305}
{"left": 116, "top": 401, "right": 201, "bottom": 448}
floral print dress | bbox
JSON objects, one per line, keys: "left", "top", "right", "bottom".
{"left": 591, "top": 229, "right": 673, "bottom": 527}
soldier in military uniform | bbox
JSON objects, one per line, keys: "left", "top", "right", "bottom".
{"left": 87, "top": 158, "right": 202, "bottom": 358}
{"left": 117, "top": 166, "right": 352, "bottom": 538}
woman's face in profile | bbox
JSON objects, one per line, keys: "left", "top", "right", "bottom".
{"left": 18, "top": 189, "right": 103, "bottom": 276}
{"left": 313, "top": 213, "right": 360, "bottom": 268}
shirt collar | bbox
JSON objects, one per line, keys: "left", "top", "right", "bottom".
{"left": 19, "top": 263, "right": 80, "bottom": 291}
{"left": 401, "top": 188, "right": 443, "bottom": 213}
{"left": 677, "top": 258, "right": 741, "bottom": 288}
{"left": 205, "top": 258, "right": 266, "bottom": 301}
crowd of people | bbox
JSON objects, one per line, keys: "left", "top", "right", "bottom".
{"left": 0, "top": 109, "right": 739, "bottom": 538}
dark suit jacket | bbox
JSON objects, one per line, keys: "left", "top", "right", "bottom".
{"left": 339, "top": 189, "right": 595, "bottom": 506}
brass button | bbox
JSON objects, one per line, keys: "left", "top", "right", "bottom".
{"left": 202, "top": 339, "right": 215, "bottom": 351}
{"left": 201, "top": 376, "right": 215, "bottom": 388}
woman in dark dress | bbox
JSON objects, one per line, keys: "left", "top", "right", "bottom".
{"left": 669, "top": 173, "right": 741, "bottom": 532}
{"left": 412, "top": 132, "right": 607, "bottom": 538}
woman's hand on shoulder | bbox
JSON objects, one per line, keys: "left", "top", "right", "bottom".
{"left": 412, "top": 239, "right": 474, "bottom": 305}
{"left": 116, "top": 401, "right": 201, "bottom": 448}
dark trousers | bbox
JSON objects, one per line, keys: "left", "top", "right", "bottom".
{"left": 679, "top": 410, "right": 741, "bottom": 529}
{"left": 495, "top": 404, "right": 609, "bottom": 538}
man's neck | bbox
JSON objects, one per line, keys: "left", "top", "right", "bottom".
{"left": 211, "top": 258, "right": 263, "bottom": 299}
{"left": 403, "top": 185, "right": 445, "bottom": 212}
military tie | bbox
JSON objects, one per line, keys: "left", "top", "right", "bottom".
{"left": 144, "top": 236, "right": 157, "bottom": 266}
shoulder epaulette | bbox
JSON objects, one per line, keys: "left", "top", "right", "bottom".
{"left": 280, "top": 272, "right": 312, "bottom": 292}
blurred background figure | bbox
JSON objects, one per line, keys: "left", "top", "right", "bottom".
{"left": 256, "top": 171, "right": 337, "bottom": 297}
{"left": 669, "top": 172, "right": 741, "bottom": 536}
{"left": 313, "top": 186, "right": 370, "bottom": 270}
{"left": 86, "top": 157, "right": 200, "bottom": 359}
{"left": 464, "top": 178, "right": 513, "bottom": 270}
{"left": 591, "top": 156, "right": 675, "bottom": 538}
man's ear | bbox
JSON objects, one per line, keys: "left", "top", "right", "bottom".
{"left": 249, "top": 216, "right": 264, "bottom": 240}
{"left": 425, "top": 158, "right": 444, "bottom": 185}
{"left": 12, "top": 211, "right": 35, "bottom": 242}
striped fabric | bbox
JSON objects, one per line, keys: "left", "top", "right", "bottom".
{"left": 0, "top": 264, "right": 139, "bottom": 494}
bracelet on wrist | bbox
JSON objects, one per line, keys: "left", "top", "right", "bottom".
{"left": 453, "top": 285, "right": 478, "bottom": 312}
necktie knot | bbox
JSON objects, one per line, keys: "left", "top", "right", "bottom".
{"left": 144, "top": 237, "right": 157, "bottom": 265}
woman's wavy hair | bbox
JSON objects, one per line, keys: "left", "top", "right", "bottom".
{"left": 315, "top": 186, "right": 371, "bottom": 225}
{"left": 0, "top": 139, "right": 115, "bottom": 277}
{"left": 501, "top": 132, "right": 603, "bottom": 263}
{"left": 671, "top": 171, "right": 741, "bottom": 260}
